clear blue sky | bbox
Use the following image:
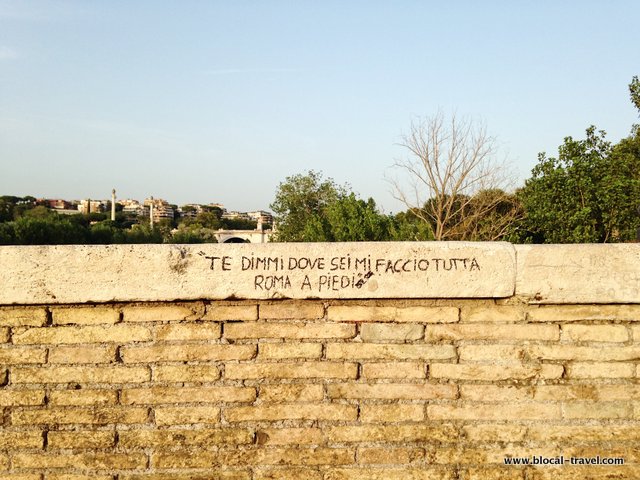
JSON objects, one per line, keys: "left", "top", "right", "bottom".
{"left": 1, "top": 0, "right": 638, "bottom": 213}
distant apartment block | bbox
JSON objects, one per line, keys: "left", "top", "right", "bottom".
{"left": 78, "top": 199, "right": 107, "bottom": 214}
{"left": 144, "top": 197, "right": 174, "bottom": 222}
{"left": 247, "top": 210, "right": 273, "bottom": 226}
{"left": 121, "top": 199, "right": 145, "bottom": 217}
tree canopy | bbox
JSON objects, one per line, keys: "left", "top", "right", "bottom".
{"left": 517, "top": 126, "right": 640, "bottom": 243}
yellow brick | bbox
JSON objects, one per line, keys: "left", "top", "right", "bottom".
{"left": 325, "top": 468, "right": 453, "bottom": 480}
{"left": 461, "top": 305, "right": 526, "bottom": 323}
{"left": 324, "top": 425, "right": 457, "bottom": 443}
{"left": 118, "top": 428, "right": 253, "bottom": 448}
{"left": 11, "top": 453, "right": 147, "bottom": 469}
{"left": 632, "top": 324, "right": 640, "bottom": 341}
{"left": 534, "top": 384, "right": 640, "bottom": 401}
{"left": 254, "top": 468, "right": 322, "bottom": 480}
{"left": 12, "top": 324, "right": 151, "bottom": 344}
{"left": 0, "top": 390, "right": 45, "bottom": 406}
{"left": 527, "top": 467, "right": 640, "bottom": 480}
{"left": 527, "top": 424, "right": 640, "bottom": 442}
{"left": 0, "top": 454, "right": 8, "bottom": 470}
{"left": 360, "top": 323, "right": 424, "bottom": 342}
{"left": 0, "top": 431, "right": 44, "bottom": 448}
{"left": 48, "top": 389, "right": 117, "bottom": 406}
{"left": 225, "top": 404, "right": 357, "bottom": 422}
{"left": 430, "top": 363, "right": 562, "bottom": 381}
{"left": 528, "top": 304, "right": 640, "bottom": 322}
{"left": 48, "top": 345, "right": 117, "bottom": 364}
{"left": 122, "top": 386, "right": 255, "bottom": 404}
{"left": 328, "top": 383, "right": 457, "bottom": 400}
{"left": 361, "top": 362, "right": 425, "bottom": 379}
{"left": 358, "top": 447, "right": 425, "bottom": 464}
{"left": 121, "top": 344, "right": 256, "bottom": 363}
{"left": 460, "top": 467, "right": 525, "bottom": 480}
{"left": 528, "top": 345, "right": 640, "bottom": 361}
{"left": 226, "top": 322, "right": 354, "bottom": 339}
{"left": 428, "top": 403, "right": 561, "bottom": 420}
{"left": 47, "top": 475, "right": 114, "bottom": 480}
{"left": 426, "top": 324, "right": 559, "bottom": 341}
{"left": 0, "top": 346, "right": 46, "bottom": 364}
{"left": 562, "top": 324, "right": 629, "bottom": 342}
{"left": 123, "top": 303, "right": 204, "bottom": 322}
{"left": 562, "top": 401, "right": 632, "bottom": 419}
{"left": 462, "top": 424, "right": 528, "bottom": 443}
{"left": 328, "top": 305, "right": 458, "bottom": 323}
{"left": 11, "top": 366, "right": 150, "bottom": 384}
{"left": 359, "top": 404, "right": 424, "bottom": 423}
{"left": 567, "top": 362, "right": 635, "bottom": 378}
{"left": 458, "top": 345, "right": 526, "bottom": 362}
{"left": 154, "top": 405, "right": 220, "bottom": 425}
{"left": 0, "top": 307, "right": 47, "bottom": 327}
{"left": 260, "top": 303, "right": 324, "bottom": 320}
{"left": 153, "top": 364, "right": 221, "bottom": 382}
{"left": 0, "top": 327, "right": 8, "bottom": 342}
{"left": 256, "top": 427, "right": 323, "bottom": 445}
{"left": 203, "top": 304, "right": 258, "bottom": 321}
{"left": 258, "top": 384, "right": 324, "bottom": 403}
{"left": 527, "top": 345, "right": 640, "bottom": 362}
{"left": 11, "top": 407, "right": 149, "bottom": 425}
{"left": 460, "top": 385, "right": 533, "bottom": 402}
{"left": 258, "top": 342, "right": 322, "bottom": 359}
{"left": 225, "top": 362, "right": 357, "bottom": 380}
{"left": 326, "top": 344, "right": 456, "bottom": 360}
{"left": 0, "top": 475, "right": 43, "bottom": 480}
{"left": 48, "top": 431, "right": 115, "bottom": 449}
{"left": 51, "top": 306, "right": 119, "bottom": 325}
{"left": 152, "top": 447, "right": 353, "bottom": 467}
{"left": 121, "top": 473, "right": 250, "bottom": 480}
{"left": 154, "top": 322, "right": 221, "bottom": 341}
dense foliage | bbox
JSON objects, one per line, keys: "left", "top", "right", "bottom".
{"left": 516, "top": 126, "right": 640, "bottom": 243}
{"left": 0, "top": 197, "right": 258, "bottom": 245}
{"left": 270, "top": 171, "right": 432, "bottom": 242}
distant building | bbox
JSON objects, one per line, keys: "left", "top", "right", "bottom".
{"left": 222, "top": 211, "right": 251, "bottom": 221}
{"left": 144, "top": 197, "right": 174, "bottom": 222}
{"left": 78, "top": 199, "right": 107, "bottom": 214}
{"left": 121, "top": 199, "right": 145, "bottom": 217}
{"left": 45, "top": 199, "right": 74, "bottom": 210}
{"left": 247, "top": 210, "right": 273, "bottom": 226}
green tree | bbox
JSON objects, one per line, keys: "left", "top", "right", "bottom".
{"left": 630, "top": 75, "right": 640, "bottom": 114}
{"left": 302, "top": 194, "right": 394, "bottom": 242}
{"left": 12, "top": 216, "right": 89, "bottom": 244}
{"left": 270, "top": 171, "right": 346, "bottom": 241}
{"left": 517, "top": 126, "right": 640, "bottom": 243}
{"left": 388, "top": 210, "right": 434, "bottom": 241}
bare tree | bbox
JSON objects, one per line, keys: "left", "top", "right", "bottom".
{"left": 390, "top": 112, "right": 520, "bottom": 241}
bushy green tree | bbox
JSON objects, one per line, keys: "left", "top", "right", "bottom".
{"left": 302, "top": 194, "right": 395, "bottom": 242}
{"left": 270, "top": 171, "right": 346, "bottom": 242}
{"left": 517, "top": 126, "right": 640, "bottom": 243}
{"left": 12, "top": 216, "right": 89, "bottom": 244}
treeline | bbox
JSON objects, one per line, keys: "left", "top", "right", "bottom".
{"left": 0, "top": 200, "right": 258, "bottom": 245}
{"left": 271, "top": 77, "right": 640, "bottom": 244}
{"left": 3, "top": 77, "right": 639, "bottom": 245}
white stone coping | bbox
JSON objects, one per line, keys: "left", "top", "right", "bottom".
{"left": 0, "top": 243, "right": 637, "bottom": 304}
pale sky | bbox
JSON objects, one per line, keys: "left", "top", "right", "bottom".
{"left": 1, "top": 0, "right": 638, "bottom": 213}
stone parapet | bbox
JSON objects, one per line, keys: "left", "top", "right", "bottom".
{"left": 1, "top": 242, "right": 639, "bottom": 304}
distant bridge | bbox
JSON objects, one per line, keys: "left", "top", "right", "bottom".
{"left": 214, "top": 229, "right": 273, "bottom": 243}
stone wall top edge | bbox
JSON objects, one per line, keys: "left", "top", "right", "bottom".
{"left": 0, "top": 242, "right": 514, "bottom": 304}
{"left": 0, "top": 242, "right": 638, "bottom": 305}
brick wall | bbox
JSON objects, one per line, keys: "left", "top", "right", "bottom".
{"left": 0, "top": 243, "right": 638, "bottom": 479}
